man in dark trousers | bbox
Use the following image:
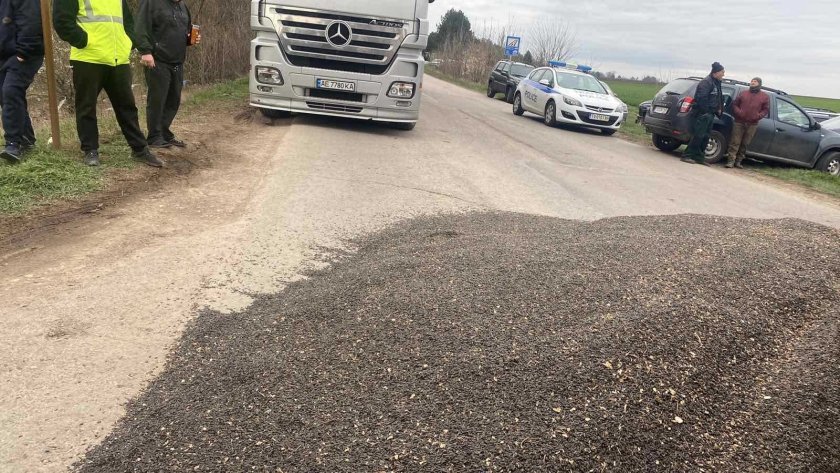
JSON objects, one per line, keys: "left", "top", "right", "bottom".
{"left": 53, "top": 0, "right": 163, "bottom": 167}
{"left": 135, "top": 0, "right": 197, "bottom": 149}
{"left": 682, "top": 62, "right": 725, "bottom": 166}
{"left": 0, "top": 0, "right": 44, "bottom": 164}
{"left": 726, "top": 77, "right": 769, "bottom": 169}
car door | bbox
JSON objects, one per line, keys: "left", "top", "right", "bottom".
{"left": 490, "top": 62, "right": 505, "bottom": 92}
{"left": 745, "top": 94, "right": 775, "bottom": 155}
{"left": 500, "top": 62, "right": 512, "bottom": 91}
{"left": 766, "top": 98, "right": 822, "bottom": 164}
{"left": 522, "top": 69, "right": 544, "bottom": 113}
{"left": 536, "top": 69, "right": 555, "bottom": 113}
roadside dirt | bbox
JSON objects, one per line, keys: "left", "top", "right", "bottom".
{"left": 0, "top": 101, "right": 291, "bottom": 472}
{"left": 0, "top": 103, "right": 264, "bottom": 253}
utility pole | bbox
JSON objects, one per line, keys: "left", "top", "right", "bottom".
{"left": 40, "top": 0, "right": 61, "bottom": 149}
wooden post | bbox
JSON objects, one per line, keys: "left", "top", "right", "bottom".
{"left": 40, "top": 0, "right": 61, "bottom": 149}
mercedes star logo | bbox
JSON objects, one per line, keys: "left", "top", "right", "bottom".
{"left": 326, "top": 21, "right": 352, "bottom": 47}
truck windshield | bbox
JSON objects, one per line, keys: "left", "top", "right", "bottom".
{"left": 511, "top": 64, "right": 534, "bottom": 78}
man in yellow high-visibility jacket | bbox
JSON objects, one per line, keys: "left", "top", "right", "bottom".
{"left": 53, "top": 0, "right": 163, "bottom": 167}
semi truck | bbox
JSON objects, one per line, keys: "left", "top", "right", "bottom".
{"left": 250, "top": 0, "right": 435, "bottom": 130}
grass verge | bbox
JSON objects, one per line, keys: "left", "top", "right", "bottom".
{"left": 752, "top": 166, "right": 840, "bottom": 199}
{"left": 0, "top": 77, "right": 249, "bottom": 215}
{"left": 426, "top": 67, "right": 487, "bottom": 95}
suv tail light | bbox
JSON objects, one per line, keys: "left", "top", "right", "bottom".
{"left": 679, "top": 97, "right": 695, "bottom": 113}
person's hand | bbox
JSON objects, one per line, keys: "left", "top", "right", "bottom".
{"left": 141, "top": 54, "right": 156, "bottom": 68}
{"left": 16, "top": 56, "right": 23, "bottom": 62}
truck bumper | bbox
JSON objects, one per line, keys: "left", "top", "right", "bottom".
{"left": 249, "top": 39, "right": 423, "bottom": 123}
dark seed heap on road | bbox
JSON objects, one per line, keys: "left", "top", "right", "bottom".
{"left": 77, "top": 213, "right": 839, "bottom": 473}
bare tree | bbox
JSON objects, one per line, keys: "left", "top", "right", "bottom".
{"left": 529, "top": 17, "right": 577, "bottom": 66}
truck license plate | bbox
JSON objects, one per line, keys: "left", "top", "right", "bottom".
{"left": 316, "top": 79, "right": 356, "bottom": 92}
{"left": 653, "top": 106, "right": 669, "bottom": 114}
{"left": 590, "top": 113, "right": 610, "bottom": 122}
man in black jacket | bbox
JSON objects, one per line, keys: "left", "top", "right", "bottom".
{"left": 0, "top": 0, "right": 44, "bottom": 164}
{"left": 136, "top": 0, "right": 197, "bottom": 148}
{"left": 682, "top": 62, "right": 725, "bottom": 166}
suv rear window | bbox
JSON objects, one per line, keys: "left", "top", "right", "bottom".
{"left": 657, "top": 79, "right": 697, "bottom": 96}
{"left": 511, "top": 64, "right": 533, "bottom": 78}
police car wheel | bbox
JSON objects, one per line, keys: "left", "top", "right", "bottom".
{"left": 513, "top": 94, "right": 525, "bottom": 116}
{"left": 704, "top": 130, "right": 726, "bottom": 164}
{"left": 487, "top": 83, "right": 496, "bottom": 98}
{"left": 816, "top": 151, "right": 840, "bottom": 176}
{"left": 544, "top": 101, "right": 557, "bottom": 127}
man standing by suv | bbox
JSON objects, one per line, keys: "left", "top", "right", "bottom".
{"left": 135, "top": 0, "right": 197, "bottom": 149}
{"left": 53, "top": 0, "right": 164, "bottom": 167}
{"left": 726, "top": 78, "right": 769, "bottom": 169}
{"left": 0, "top": 0, "right": 44, "bottom": 164}
{"left": 682, "top": 62, "right": 725, "bottom": 166}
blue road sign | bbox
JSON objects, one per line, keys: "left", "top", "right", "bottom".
{"left": 504, "top": 36, "right": 521, "bottom": 57}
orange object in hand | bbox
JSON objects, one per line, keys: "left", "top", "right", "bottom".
{"left": 188, "top": 25, "right": 201, "bottom": 46}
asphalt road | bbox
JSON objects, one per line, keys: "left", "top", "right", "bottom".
{"left": 1, "top": 75, "right": 839, "bottom": 472}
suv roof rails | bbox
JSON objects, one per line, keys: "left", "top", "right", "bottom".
{"left": 683, "top": 76, "right": 788, "bottom": 96}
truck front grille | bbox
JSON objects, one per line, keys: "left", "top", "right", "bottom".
{"left": 268, "top": 6, "right": 409, "bottom": 74}
{"left": 306, "top": 102, "right": 364, "bottom": 113}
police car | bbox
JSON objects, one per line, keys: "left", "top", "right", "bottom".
{"left": 512, "top": 62, "right": 627, "bottom": 135}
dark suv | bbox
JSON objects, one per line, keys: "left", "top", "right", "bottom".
{"left": 643, "top": 77, "right": 840, "bottom": 175}
{"left": 487, "top": 61, "right": 534, "bottom": 103}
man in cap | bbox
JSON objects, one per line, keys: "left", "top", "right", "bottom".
{"left": 0, "top": 0, "right": 44, "bottom": 164}
{"left": 726, "top": 77, "right": 770, "bottom": 168}
{"left": 682, "top": 62, "right": 725, "bottom": 166}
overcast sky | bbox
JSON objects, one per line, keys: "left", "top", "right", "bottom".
{"left": 428, "top": 0, "right": 840, "bottom": 99}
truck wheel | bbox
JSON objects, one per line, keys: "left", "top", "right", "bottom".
{"left": 513, "top": 93, "right": 525, "bottom": 116}
{"left": 816, "top": 151, "right": 840, "bottom": 176}
{"left": 505, "top": 87, "right": 514, "bottom": 103}
{"left": 544, "top": 101, "right": 557, "bottom": 127}
{"left": 391, "top": 122, "right": 416, "bottom": 131}
{"left": 704, "top": 130, "right": 727, "bottom": 164}
{"left": 652, "top": 134, "right": 681, "bottom": 152}
{"left": 259, "top": 108, "right": 291, "bottom": 119}
{"left": 487, "top": 83, "right": 496, "bottom": 98}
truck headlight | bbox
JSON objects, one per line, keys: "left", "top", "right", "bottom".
{"left": 255, "top": 66, "right": 284, "bottom": 85}
{"left": 563, "top": 96, "right": 582, "bottom": 107}
{"left": 388, "top": 82, "right": 416, "bottom": 99}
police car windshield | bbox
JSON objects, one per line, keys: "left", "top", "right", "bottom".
{"left": 556, "top": 71, "right": 607, "bottom": 94}
{"left": 511, "top": 64, "right": 534, "bottom": 78}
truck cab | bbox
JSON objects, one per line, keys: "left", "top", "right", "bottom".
{"left": 250, "top": 0, "right": 434, "bottom": 130}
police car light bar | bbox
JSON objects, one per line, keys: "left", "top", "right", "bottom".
{"left": 549, "top": 61, "right": 593, "bottom": 73}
